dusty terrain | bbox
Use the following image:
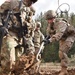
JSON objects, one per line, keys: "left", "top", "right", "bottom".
{"left": 39, "top": 63, "right": 75, "bottom": 75}
{"left": 0, "top": 55, "right": 75, "bottom": 75}
{"left": 0, "top": 63, "right": 75, "bottom": 75}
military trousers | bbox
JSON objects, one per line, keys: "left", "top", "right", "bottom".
{"left": 1, "top": 35, "right": 18, "bottom": 70}
{"left": 59, "top": 36, "right": 75, "bottom": 68}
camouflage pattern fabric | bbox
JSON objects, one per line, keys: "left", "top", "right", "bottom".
{"left": 1, "top": 34, "right": 18, "bottom": 74}
{"left": 20, "top": 5, "right": 36, "bottom": 55}
{"left": 34, "top": 30, "right": 44, "bottom": 48}
{"left": 0, "top": 1, "right": 10, "bottom": 13}
{"left": 0, "top": 0, "right": 37, "bottom": 74}
{"left": 46, "top": 18, "right": 75, "bottom": 74}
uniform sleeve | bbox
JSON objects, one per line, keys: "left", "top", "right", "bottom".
{"left": 50, "top": 21, "right": 68, "bottom": 42}
{"left": 46, "top": 24, "right": 51, "bottom": 36}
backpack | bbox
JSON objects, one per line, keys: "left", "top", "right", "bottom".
{"left": 61, "top": 19, "right": 75, "bottom": 40}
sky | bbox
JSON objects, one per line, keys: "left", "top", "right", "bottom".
{"left": 0, "top": 0, "right": 6, "bottom": 5}
{"left": 32, "top": 0, "right": 75, "bottom": 18}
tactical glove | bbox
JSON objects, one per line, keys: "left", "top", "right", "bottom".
{"left": 42, "top": 39, "right": 50, "bottom": 45}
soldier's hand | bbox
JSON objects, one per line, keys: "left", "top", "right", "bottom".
{"left": 42, "top": 39, "right": 50, "bottom": 45}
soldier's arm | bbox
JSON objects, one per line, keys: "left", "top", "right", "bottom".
{"left": 49, "top": 21, "right": 68, "bottom": 42}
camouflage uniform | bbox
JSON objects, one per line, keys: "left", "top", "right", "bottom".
{"left": 33, "top": 22, "right": 44, "bottom": 73}
{"left": 0, "top": 1, "right": 19, "bottom": 72}
{"left": 20, "top": 5, "right": 36, "bottom": 55}
{"left": 0, "top": 0, "right": 37, "bottom": 74}
{"left": 34, "top": 22, "right": 44, "bottom": 55}
{"left": 45, "top": 10, "right": 75, "bottom": 75}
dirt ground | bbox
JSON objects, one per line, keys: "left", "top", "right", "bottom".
{"left": 39, "top": 63, "right": 75, "bottom": 75}
{"left": 39, "top": 69, "right": 75, "bottom": 75}
{"left": 0, "top": 54, "right": 75, "bottom": 75}
{"left": 0, "top": 63, "right": 75, "bottom": 75}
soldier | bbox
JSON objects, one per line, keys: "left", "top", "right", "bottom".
{"left": 20, "top": 6, "right": 36, "bottom": 55}
{"left": 33, "top": 22, "right": 44, "bottom": 73}
{"left": 0, "top": 0, "right": 37, "bottom": 74}
{"left": 34, "top": 22, "right": 44, "bottom": 57}
{"left": 44, "top": 10, "right": 75, "bottom": 75}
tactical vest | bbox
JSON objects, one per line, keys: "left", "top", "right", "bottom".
{"left": 55, "top": 18, "right": 75, "bottom": 40}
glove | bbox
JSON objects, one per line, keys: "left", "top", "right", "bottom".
{"left": 42, "top": 39, "right": 50, "bottom": 45}
{"left": 45, "top": 35, "right": 50, "bottom": 40}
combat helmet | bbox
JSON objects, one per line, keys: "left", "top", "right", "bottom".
{"left": 31, "top": 0, "right": 38, "bottom": 3}
{"left": 45, "top": 10, "right": 56, "bottom": 20}
{"left": 26, "top": 7, "right": 30, "bottom": 13}
{"left": 36, "top": 22, "right": 41, "bottom": 28}
{"left": 30, "top": 6, "right": 35, "bottom": 15}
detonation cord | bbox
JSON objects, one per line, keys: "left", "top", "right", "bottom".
{"left": 56, "top": 3, "right": 70, "bottom": 17}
